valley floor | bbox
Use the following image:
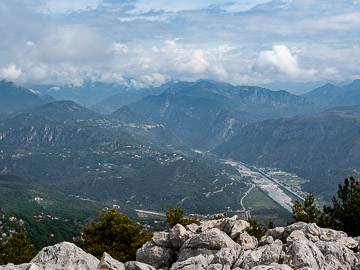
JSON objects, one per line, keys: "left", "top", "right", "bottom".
{"left": 224, "top": 159, "right": 307, "bottom": 212}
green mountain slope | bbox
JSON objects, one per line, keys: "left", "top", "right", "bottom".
{"left": 0, "top": 101, "right": 244, "bottom": 214}
{"left": 214, "top": 110, "right": 360, "bottom": 200}
{"left": 129, "top": 80, "right": 316, "bottom": 149}
{"left": 0, "top": 175, "right": 107, "bottom": 250}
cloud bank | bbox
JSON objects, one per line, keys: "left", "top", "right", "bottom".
{"left": 0, "top": 0, "right": 359, "bottom": 88}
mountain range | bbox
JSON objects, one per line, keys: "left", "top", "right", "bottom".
{"left": 1, "top": 78, "right": 360, "bottom": 205}
{"left": 0, "top": 100, "right": 245, "bottom": 214}
{"left": 30, "top": 81, "right": 130, "bottom": 107}
{"left": 303, "top": 79, "right": 360, "bottom": 109}
{"left": 31, "top": 80, "right": 174, "bottom": 109}
{"left": 128, "top": 80, "right": 316, "bottom": 149}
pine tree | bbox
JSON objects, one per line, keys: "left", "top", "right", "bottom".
{"left": 166, "top": 205, "right": 200, "bottom": 228}
{"left": 303, "top": 193, "right": 320, "bottom": 223}
{"left": 267, "top": 219, "right": 275, "bottom": 229}
{"left": 292, "top": 199, "right": 306, "bottom": 222}
{"left": 324, "top": 176, "right": 360, "bottom": 236}
{"left": 77, "top": 208, "right": 152, "bottom": 262}
{"left": 0, "top": 231, "right": 36, "bottom": 264}
{"left": 292, "top": 193, "right": 320, "bottom": 223}
{"left": 246, "top": 217, "right": 266, "bottom": 240}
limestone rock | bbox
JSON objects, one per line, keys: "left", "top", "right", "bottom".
{"left": 337, "top": 237, "right": 358, "bottom": 250}
{"left": 207, "top": 263, "right": 231, "bottom": 270}
{"left": 180, "top": 228, "right": 238, "bottom": 251}
{"left": 169, "top": 224, "right": 189, "bottom": 250}
{"left": 282, "top": 222, "right": 307, "bottom": 241}
{"left": 247, "top": 263, "right": 293, "bottom": 270}
{"left": 124, "top": 261, "right": 156, "bottom": 270}
{"left": 185, "top": 223, "right": 199, "bottom": 233}
{"left": 170, "top": 255, "right": 208, "bottom": 270}
{"left": 234, "top": 240, "right": 283, "bottom": 270}
{"left": 178, "top": 228, "right": 240, "bottom": 262}
{"left": 97, "top": 252, "right": 125, "bottom": 270}
{"left": 0, "top": 242, "right": 99, "bottom": 270}
{"left": 259, "top": 235, "right": 274, "bottom": 246}
{"left": 288, "top": 230, "right": 306, "bottom": 241}
{"left": 210, "top": 247, "right": 242, "bottom": 268}
{"left": 152, "top": 231, "right": 172, "bottom": 248}
{"left": 0, "top": 264, "right": 43, "bottom": 270}
{"left": 197, "top": 220, "right": 225, "bottom": 232}
{"left": 319, "top": 227, "right": 347, "bottom": 242}
{"left": 265, "top": 227, "right": 285, "bottom": 242}
{"left": 136, "top": 241, "right": 174, "bottom": 269}
{"left": 195, "top": 217, "right": 249, "bottom": 238}
{"left": 284, "top": 238, "right": 325, "bottom": 269}
{"left": 31, "top": 241, "right": 99, "bottom": 270}
{"left": 236, "top": 232, "right": 258, "bottom": 250}
{"left": 354, "top": 236, "right": 360, "bottom": 249}
{"left": 229, "top": 220, "right": 250, "bottom": 239}
{"left": 177, "top": 248, "right": 218, "bottom": 263}
{"left": 303, "top": 223, "right": 321, "bottom": 238}
{"left": 316, "top": 240, "right": 357, "bottom": 269}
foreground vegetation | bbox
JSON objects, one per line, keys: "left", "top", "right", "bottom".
{"left": 1, "top": 176, "right": 360, "bottom": 265}
{"left": 76, "top": 209, "right": 152, "bottom": 262}
{"left": 0, "top": 232, "right": 36, "bottom": 265}
{"left": 292, "top": 176, "right": 360, "bottom": 236}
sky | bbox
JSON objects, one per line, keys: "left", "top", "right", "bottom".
{"left": 0, "top": 0, "right": 360, "bottom": 91}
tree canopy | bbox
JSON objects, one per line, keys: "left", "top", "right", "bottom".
{"left": 166, "top": 205, "right": 200, "bottom": 228}
{"left": 324, "top": 176, "right": 360, "bottom": 236}
{"left": 246, "top": 217, "right": 266, "bottom": 240}
{"left": 292, "top": 192, "right": 320, "bottom": 223}
{"left": 0, "top": 231, "right": 36, "bottom": 264}
{"left": 77, "top": 208, "right": 152, "bottom": 262}
{"left": 291, "top": 176, "right": 360, "bottom": 237}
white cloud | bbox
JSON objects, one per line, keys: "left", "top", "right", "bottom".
{"left": 323, "top": 67, "right": 338, "bottom": 76}
{"left": 256, "top": 45, "right": 317, "bottom": 80}
{"left": 38, "top": 0, "right": 102, "bottom": 14}
{"left": 41, "top": 25, "right": 108, "bottom": 62}
{"left": 118, "top": 13, "right": 173, "bottom": 22}
{"left": 104, "top": 40, "right": 250, "bottom": 86}
{"left": 51, "top": 86, "right": 60, "bottom": 91}
{"left": 1, "top": 0, "right": 360, "bottom": 89}
{"left": 126, "top": 0, "right": 276, "bottom": 14}
{"left": 0, "top": 64, "right": 22, "bottom": 80}
{"left": 25, "top": 41, "right": 35, "bottom": 47}
{"left": 109, "top": 43, "right": 128, "bottom": 53}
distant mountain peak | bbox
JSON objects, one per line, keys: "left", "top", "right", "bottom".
{"left": 322, "top": 82, "right": 336, "bottom": 88}
{"left": 0, "top": 80, "right": 54, "bottom": 114}
{"left": 6, "top": 100, "right": 101, "bottom": 126}
{"left": 304, "top": 79, "right": 360, "bottom": 108}
{"left": 344, "top": 79, "right": 360, "bottom": 89}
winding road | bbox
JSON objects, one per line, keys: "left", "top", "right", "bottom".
{"left": 238, "top": 184, "right": 255, "bottom": 219}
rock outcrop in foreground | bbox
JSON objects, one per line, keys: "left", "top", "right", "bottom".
{"left": 2, "top": 217, "right": 360, "bottom": 270}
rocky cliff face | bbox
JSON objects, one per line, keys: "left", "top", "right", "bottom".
{"left": 1, "top": 218, "right": 360, "bottom": 270}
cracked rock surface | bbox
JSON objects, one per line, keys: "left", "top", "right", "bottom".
{"left": 1, "top": 219, "right": 359, "bottom": 270}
